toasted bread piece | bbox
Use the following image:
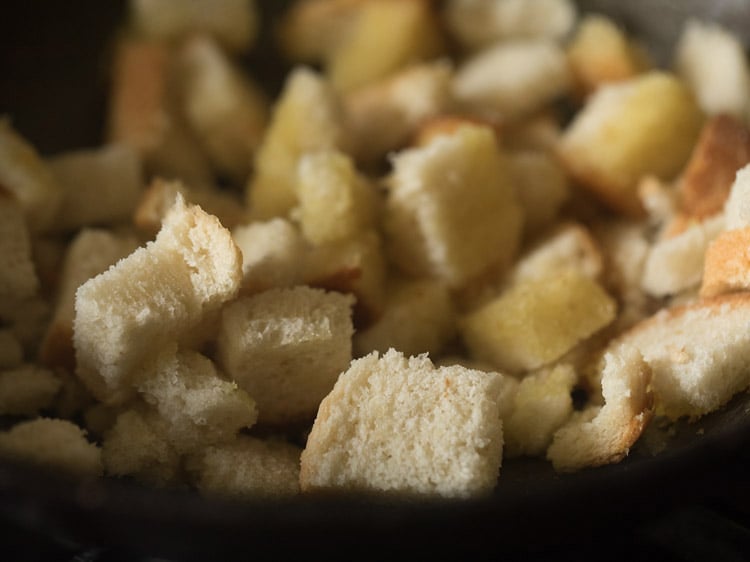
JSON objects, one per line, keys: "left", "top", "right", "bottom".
{"left": 566, "top": 14, "right": 651, "bottom": 98}
{"left": 546, "top": 345, "right": 653, "bottom": 471}
{"left": 246, "top": 67, "right": 344, "bottom": 220}
{"left": 384, "top": 124, "right": 523, "bottom": 288}
{"left": 0, "top": 119, "right": 63, "bottom": 232}
{"left": 503, "top": 363, "right": 577, "bottom": 458}
{"left": 40, "top": 229, "right": 140, "bottom": 371}
{"left": 179, "top": 34, "right": 268, "bottom": 183}
{"left": 460, "top": 268, "right": 617, "bottom": 375}
{"left": 129, "top": 0, "right": 259, "bottom": 53}
{"left": 0, "top": 418, "right": 102, "bottom": 476}
{"left": 353, "top": 277, "right": 457, "bottom": 358}
{"left": 74, "top": 195, "right": 242, "bottom": 404}
{"left": 678, "top": 115, "right": 750, "bottom": 221}
{"left": 556, "top": 71, "right": 704, "bottom": 217}
{"left": 700, "top": 226, "right": 750, "bottom": 298}
{"left": 187, "top": 436, "right": 302, "bottom": 499}
{"left": 724, "top": 164, "right": 750, "bottom": 230}
{"left": 216, "top": 286, "right": 354, "bottom": 426}
{"left": 674, "top": 18, "right": 750, "bottom": 121}
{"left": 0, "top": 196, "right": 39, "bottom": 307}
{"left": 299, "top": 349, "right": 505, "bottom": 498}
{"left": 443, "top": 0, "right": 576, "bottom": 51}
{"left": 452, "top": 39, "right": 571, "bottom": 121}
{"left": 411, "top": 113, "right": 502, "bottom": 149}
{"left": 0, "top": 330, "right": 23, "bottom": 370}
{"left": 0, "top": 365, "right": 62, "bottom": 416}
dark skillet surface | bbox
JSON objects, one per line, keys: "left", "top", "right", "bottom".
{"left": 1, "top": 1, "right": 750, "bottom": 559}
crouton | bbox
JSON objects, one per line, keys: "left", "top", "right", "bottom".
{"left": 700, "top": 226, "right": 750, "bottom": 298}
{"left": 0, "top": 329, "right": 23, "bottom": 370}
{"left": 0, "top": 196, "right": 39, "bottom": 308}
{"left": 0, "top": 365, "right": 62, "bottom": 416}
{"left": 724, "top": 163, "right": 750, "bottom": 230}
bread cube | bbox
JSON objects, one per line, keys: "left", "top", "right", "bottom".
{"left": 724, "top": 163, "right": 750, "bottom": 230}
{"left": 246, "top": 67, "right": 344, "bottom": 220}
{"left": 179, "top": 35, "right": 268, "bottom": 183}
{"left": 701, "top": 226, "right": 750, "bottom": 298}
{"left": 0, "top": 418, "right": 102, "bottom": 476}
{"left": 0, "top": 365, "right": 62, "bottom": 416}
{"left": 675, "top": 18, "right": 750, "bottom": 121}
{"left": 556, "top": 71, "right": 705, "bottom": 217}
{"left": 0, "top": 330, "right": 23, "bottom": 370}
{"left": 0, "top": 119, "right": 63, "bottom": 232}
{"left": 0, "top": 196, "right": 39, "bottom": 307}
{"left": 299, "top": 349, "right": 505, "bottom": 498}
{"left": 217, "top": 286, "right": 354, "bottom": 425}
{"left": 384, "top": 124, "right": 523, "bottom": 288}
{"left": 187, "top": 436, "right": 302, "bottom": 499}
{"left": 74, "top": 195, "right": 242, "bottom": 404}
{"left": 294, "top": 149, "right": 379, "bottom": 245}
{"left": 460, "top": 269, "right": 617, "bottom": 374}
{"left": 130, "top": 0, "right": 259, "bottom": 53}
{"left": 353, "top": 277, "right": 457, "bottom": 358}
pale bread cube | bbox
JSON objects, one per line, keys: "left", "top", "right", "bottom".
{"left": 0, "top": 196, "right": 39, "bottom": 307}
{"left": 503, "top": 363, "right": 577, "bottom": 458}
{"left": 0, "top": 119, "right": 63, "bottom": 232}
{"left": 443, "top": 0, "right": 577, "bottom": 51}
{"left": 556, "top": 71, "right": 704, "bottom": 217}
{"left": 74, "top": 195, "right": 242, "bottom": 404}
{"left": 0, "top": 329, "right": 23, "bottom": 369}
{"left": 40, "top": 229, "right": 140, "bottom": 370}
{"left": 47, "top": 143, "right": 144, "bottom": 232}
{"left": 326, "top": 0, "right": 445, "bottom": 93}
{"left": 299, "top": 349, "right": 505, "bottom": 498}
{"left": 384, "top": 124, "right": 523, "bottom": 288}
{"left": 0, "top": 365, "right": 62, "bottom": 416}
{"left": 546, "top": 345, "right": 653, "bottom": 471}
{"left": 130, "top": 0, "right": 259, "bottom": 53}
{"left": 353, "top": 277, "right": 457, "bottom": 358}
{"left": 246, "top": 67, "right": 344, "bottom": 220}
{"left": 232, "top": 217, "right": 308, "bottom": 295}
{"left": 179, "top": 34, "right": 268, "bottom": 183}
{"left": 452, "top": 39, "right": 571, "bottom": 121}
{"left": 217, "top": 286, "right": 354, "bottom": 425}
{"left": 294, "top": 149, "right": 379, "bottom": 245}
{"left": 460, "top": 269, "right": 617, "bottom": 374}
{"left": 0, "top": 418, "right": 102, "bottom": 476}
{"left": 675, "top": 18, "right": 750, "bottom": 121}
{"left": 187, "top": 436, "right": 302, "bottom": 499}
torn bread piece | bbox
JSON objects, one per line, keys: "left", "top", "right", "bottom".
{"left": 724, "top": 163, "right": 750, "bottom": 230}
{"left": 546, "top": 345, "right": 653, "bottom": 472}
{"left": 299, "top": 349, "right": 506, "bottom": 499}
{"left": 0, "top": 364, "right": 62, "bottom": 416}
{"left": 217, "top": 286, "right": 354, "bottom": 426}
{"left": 701, "top": 226, "right": 750, "bottom": 298}
{"left": 74, "top": 194, "right": 242, "bottom": 404}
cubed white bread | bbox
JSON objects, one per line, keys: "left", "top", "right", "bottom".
{"left": 101, "top": 407, "right": 181, "bottom": 486}
{"left": 546, "top": 345, "right": 653, "bottom": 471}
{"left": 40, "top": 229, "right": 140, "bottom": 370}
{"left": 299, "top": 349, "right": 505, "bottom": 498}
{"left": 136, "top": 345, "right": 258, "bottom": 454}
{"left": 246, "top": 66, "right": 344, "bottom": 220}
{"left": 452, "top": 39, "right": 571, "bottom": 121}
{"left": 384, "top": 124, "right": 523, "bottom": 288}
{"left": 343, "top": 59, "right": 454, "bottom": 167}
{"left": 461, "top": 268, "right": 617, "bottom": 375}
{"left": 613, "top": 293, "right": 750, "bottom": 420}
{"left": 187, "top": 436, "right": 302, "bottom": 499}
{"left": 0, "top": 196, "right": 39, "bottom": 304}
{"left": 178, "top": 34, "right": 268, "bottom": 182}
{"left": 0, "top": 365, "right": 62, "bottom": 416}
{"left": 0, "top": 329, "right": 23, "bottom": 369}
{"left": 353, "top": 277, "right": 457, "bottom": 358}
{"left": 232, "top": 218, "right": 308, "bottom": 295}
{"left": 640, "top": 213, "right": 724, "bottom": 298}
{"left": 294, "top": 149, "right": 380, "bottom": 245}
{"left": 724, "top": 164, "right": 750, "bottom": 230}
{"left": 701, "top": 226, "right": 750, "bottom": 298}
{"left": 503, "top": 363, "right": 577, "bottom": 458}
{"left": 507, "top": 149, "right": 570, "bottom": 234}
{"left": 674, "top": 18, "right": 750, "bottom": 121}
{"left": 74, "top": 195, "right": 242, "bottom": 404}
{"left": 443, "top": 0, "right": 577, "bottom": 51}
{"left": 129, "top": 0, "right": 259, "bottom": 53}
{"left": 0, "top": 418, "right": 102, "bottom": 476}
{"left": 556, "top": 71, "right": 704, "bottom": 217}
{"left": 217, "top": 286, "right": 354, "bottom": 425}
{"left": 0, "top": 119, "right": 63, "bottom": 232}
{"left": 47, "top": 143, "right": 144, "bottom": 231}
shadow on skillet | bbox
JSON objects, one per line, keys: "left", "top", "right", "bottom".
{"left": 1, "top": 1, "right": 750, "bottom": 559}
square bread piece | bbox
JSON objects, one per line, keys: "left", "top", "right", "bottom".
{"left": 217, "top": 286, "right": 354, "bottom": 425}
{"left": 299, "top": 349, "right": 505, "bottom": 499}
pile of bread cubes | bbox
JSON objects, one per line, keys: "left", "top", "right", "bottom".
{"left": 2, "top": 0, "right": 750, "bottom": 501}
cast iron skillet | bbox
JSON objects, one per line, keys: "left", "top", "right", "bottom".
{"left": 1, "top": 1, "right": 750, "bottom": 559}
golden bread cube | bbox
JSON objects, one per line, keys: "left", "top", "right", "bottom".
{"left": 701, "top": 226, "right": 750, "bottom": 298}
